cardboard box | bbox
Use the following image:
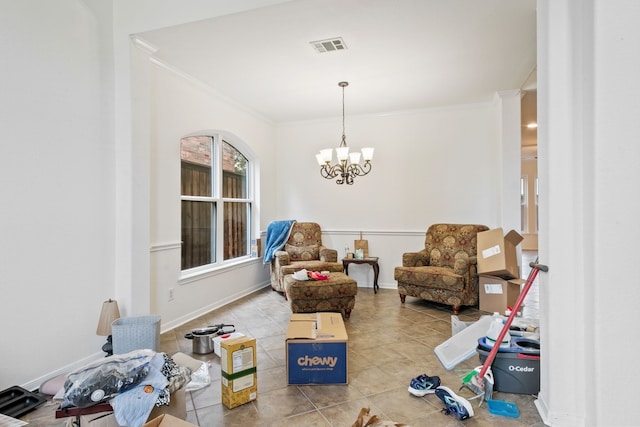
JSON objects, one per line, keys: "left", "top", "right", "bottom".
{"left": 220, "top": 336, "right": 257, "bottom": 409}
{"left": 479, "top": 275, "right": 524, "bottom": 314}
{"left": 285, "top": 312, "right": 348, "bottom": 385}
{"left": 149, "top": 387, "right": 186, "bottom": 421}
{"left": 477, "top": 228, "right": 523, "bottom": 279}
{"left": 213, "top": 332, "right": 245, "bottom": 357}
{"left": 75, "top": 388, "right": 187, "bottom": 427}
{"left": 143, "top": 414, "right": 198, "bottom": 427}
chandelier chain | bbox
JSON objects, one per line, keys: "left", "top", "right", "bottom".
{"left": 340, "top": 82, "right": 347, "bottom": 147}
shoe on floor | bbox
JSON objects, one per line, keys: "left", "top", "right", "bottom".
{"left": 435, "top": 386, "right": 474, "bottom": 420}
{"left": 408, "top": 374, "right": 441, "bottom": 397}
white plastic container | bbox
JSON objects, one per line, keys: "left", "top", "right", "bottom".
{"left": 485, "top": 317, "right": 511, "bottom": 348}
{"left": 435, "top": 314, "right": 496, "bottom": 370}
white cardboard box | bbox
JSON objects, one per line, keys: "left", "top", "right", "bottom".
{"left": 213, "top": 332, "right": 245, "bottom": 357}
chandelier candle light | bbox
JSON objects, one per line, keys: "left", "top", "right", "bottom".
{"left": 316, "top": 82, "right": 374, "bottom": 185}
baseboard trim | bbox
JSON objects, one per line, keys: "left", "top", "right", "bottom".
{"left": 161, "top": 281, "right": 271, "bottom": 332}
{"left": 21, "top": 281, "right": 271, "bottom": 393}
{"left": 22, "top": 351, "right": 105, "bottom": 393}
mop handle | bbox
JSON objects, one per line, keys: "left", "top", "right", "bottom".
{"left": 477, "top": 262, "right": 548, "bottom": 379}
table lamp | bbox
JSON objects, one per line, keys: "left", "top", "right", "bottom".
{"left": 96, "top": 299, "right": 120, "bottom": 356}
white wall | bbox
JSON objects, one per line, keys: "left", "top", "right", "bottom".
{"left": 109, "top": 0, "right": 293, "bottom": 320}
{"left": 146, "top": 59, "right": 277, "bottom": 330}
{"left": 536, "top": 1, "right": 640, "bottom": 425}
{"left": 0, "top": 0, "right": 116, "bottom": 388}
{"left": 0, "top": 0, "right": 286, "bottom": 391}
{"left": 274, "top": 103, "right": 510, "bottom": 288}
{"left": 276, "top": 104, "right": 503, "bottom": 227}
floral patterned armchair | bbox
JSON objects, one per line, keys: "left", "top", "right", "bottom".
{"left": 270, "top": 222, "right": 344, "bottom": 293}
{"left": 394, "top": 223, "right": 489, "bottom": 314}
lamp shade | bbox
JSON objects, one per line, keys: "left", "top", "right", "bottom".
{"left": 96, "top": 299, "right": 120, "bottom": 336}
{"left": 320, "top": 148, "right": 333, "bottom": 163}
{"left": 336, "top": 146, "right": 349, "bottom": 161}
{"left": 361, "top": 147, "right": 374, "bottom": 162}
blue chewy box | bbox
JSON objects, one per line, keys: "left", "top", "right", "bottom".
{"left": 286, "top": 313, "right": 348, "bottom": 385}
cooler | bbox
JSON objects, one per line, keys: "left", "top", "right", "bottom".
{"left": 476, "top": 337, "right": 540, "bottom": 395}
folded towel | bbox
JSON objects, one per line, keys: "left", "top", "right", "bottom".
{"left": 263, "top": 220, "right": 296, "bottom": 264}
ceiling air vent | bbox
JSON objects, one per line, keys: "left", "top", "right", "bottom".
{"left": 310, "top": 37, "right": 347, "bottom": 53}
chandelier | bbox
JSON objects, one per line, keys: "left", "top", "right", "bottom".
{"left": 315, "top": 82, "right": 374, "bottom": 185}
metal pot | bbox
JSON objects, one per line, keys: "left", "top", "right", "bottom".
{"left": 184, "top": 327, "right": 218, "bottom": 354}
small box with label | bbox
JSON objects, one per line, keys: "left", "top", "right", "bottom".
{"left": 220, "top": 336, "right": 257, "bottom": 409}
{"left": 479, "top": 275, "right": 524, "bottom": 313}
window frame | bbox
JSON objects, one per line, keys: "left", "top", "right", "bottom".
{"left": 179, "top": 131, "right": 257, "bottom": 282}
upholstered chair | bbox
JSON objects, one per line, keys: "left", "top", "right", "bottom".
{"left": 270, "top": 222, "right": 344, "bottom": 293}
{"left": 394, "top": 223, "right": 489, "bottom": 314}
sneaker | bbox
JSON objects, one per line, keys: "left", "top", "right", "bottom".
{"left": 408, "top": 374, "right": 441, "bottom": 397}
{"left": 435, "top": 386, "right": 474, "bottom": 420}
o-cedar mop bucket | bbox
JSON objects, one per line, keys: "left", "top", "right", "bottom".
{"left": 460, "top": 260, "right": 548, "bottom": 403}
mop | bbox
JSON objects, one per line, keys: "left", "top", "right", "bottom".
{"left": 460, "top": 260, "right": 548, "bottom": 404}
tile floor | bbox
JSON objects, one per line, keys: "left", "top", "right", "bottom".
{"left": 170, "top": 288, "right": 544, "bottom": 426}
{"left": 22, "top": 253, "right": 545, "bottom": 426}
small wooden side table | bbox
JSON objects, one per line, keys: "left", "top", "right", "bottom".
{"left": 342, "top": 257, "right": 380, "bottom": 293}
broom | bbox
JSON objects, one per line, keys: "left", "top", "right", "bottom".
{"left": 460, "top": 260, "right": 548, "bottom": 404}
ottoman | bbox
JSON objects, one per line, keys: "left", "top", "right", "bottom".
{"left": 284, "top": 272, "right": 358, "bottom": 318}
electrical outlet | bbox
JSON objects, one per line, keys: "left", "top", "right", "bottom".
{"left": 168, "top": 288, "right": 174, "bottom": 301}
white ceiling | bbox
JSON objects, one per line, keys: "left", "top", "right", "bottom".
{"left": 138, "top": 0, "right": 537, "bottom": 124}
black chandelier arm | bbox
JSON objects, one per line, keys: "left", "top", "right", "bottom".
{"left": 346, "top": 162, "right": 372, "bottom": 177}
{"left": 319, "top": 163, "right": 343, "bottom": 180}
{"left": 319, "top": 162, "right": 350, "bottom": 184}
{"left": 319, "top": 161, "right": 371, "bottom": 185}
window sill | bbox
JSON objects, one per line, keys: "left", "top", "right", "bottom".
{"left": 179, "top": 257, "right": 263, "bottom": 286}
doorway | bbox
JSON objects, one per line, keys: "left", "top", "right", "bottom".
{"left": 521, "top": 90, "right": 538, "bottom": 251}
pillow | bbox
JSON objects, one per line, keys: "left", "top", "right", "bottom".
{"left": 285, "top": 244, "right": 319, "bottom": 261}
{"left": 39, "top": 373, "right": 69, "bottom": 396}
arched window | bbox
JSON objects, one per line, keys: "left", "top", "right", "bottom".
{"left": 180, "top": 133, "right": 254, "bottom": 271}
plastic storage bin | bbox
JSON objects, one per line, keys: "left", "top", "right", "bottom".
{"left": 434, "top": 314, "right": 495, "bottom": 370}
{"left": 112, "top": 315, "right": 161, "bottom": 354}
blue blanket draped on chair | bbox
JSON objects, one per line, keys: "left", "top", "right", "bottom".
{"left": 263, "top": 220, "right": 296, "bottom": 264}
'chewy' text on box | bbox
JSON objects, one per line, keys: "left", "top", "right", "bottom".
{"left": 287, "top": 342, "right": 347, "bottom": 384}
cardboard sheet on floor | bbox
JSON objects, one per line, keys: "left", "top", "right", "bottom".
{"left": 434, "top": 314, "right": 496, "bottom": 370}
